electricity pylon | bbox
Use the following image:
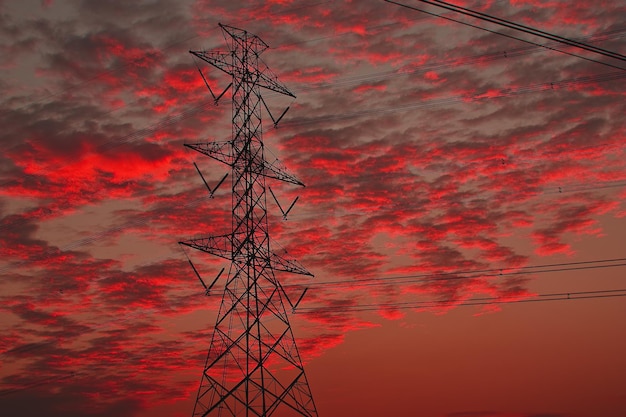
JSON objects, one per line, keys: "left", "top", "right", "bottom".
{"left": 179, "top": 24, "right": 318, "bottom": 417}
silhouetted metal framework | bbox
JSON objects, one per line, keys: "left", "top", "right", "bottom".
{"left": 180, "top": 24, "right": 318, "bottom": 417}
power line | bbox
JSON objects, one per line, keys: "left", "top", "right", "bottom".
{"left": 295, "top": 257, "right": 626, "bottom": 289}
{"left": 0, "top": 372, "right": 77, "bottom": 398}
{"left": 280, "top": 71, "right": 626, "bottom": 127}
{"left": 283, "top": 179, "right": 626, "bottom": 223}
{"left": 384, "top": 0, "right": 626, "bottom": 71}
{"left": 295, "top": 28, "right": 626, "bottom": 93}
{"left": 424, "top": 0, "right": 626, "bottom": 61}
{"left": 296, "top": 288, "right": 626, "bottom": 313}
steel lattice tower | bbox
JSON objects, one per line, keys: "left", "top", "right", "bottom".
{"left": 179, "top": 24, "right": 318, "bottom": 417}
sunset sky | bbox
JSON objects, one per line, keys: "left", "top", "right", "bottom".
{"left": 1, "top": 1, "right": 625, "bottom": 416}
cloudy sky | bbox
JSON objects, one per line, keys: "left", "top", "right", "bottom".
{"left": 1, "top": 0, "right": 625, "bottom": 416}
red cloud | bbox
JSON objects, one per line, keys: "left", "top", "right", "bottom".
{"left": 2, "top": 2, "right": 625, "bottom": 416}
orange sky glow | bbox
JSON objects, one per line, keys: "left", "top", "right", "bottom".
{"left": 1, "top": 1, "right": 625, "bottom": 416}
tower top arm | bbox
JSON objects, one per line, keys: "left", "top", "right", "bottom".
{"left": 190, "top": 23, "right": 295, "bottom": 98}
{"left": 191, "top": 50, "right": 296, "bottom": 98}
{"left": 219, "top": 23, "right": 269, "bottom": 55}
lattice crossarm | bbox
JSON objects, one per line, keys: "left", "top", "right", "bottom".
{"left": 185, "top": 141, "right": 233, "bottom": 166}
{"left": 262, "top": 160, "right": 305, "bottom": 186}
{"left": 255, "top": 61, "right": 296, "bottom": 98}
{"left": 179, "top": 234, "right": 232, "bottom": 261}
{"left": 190, "top": 50, "right": 235, "bottom": 77}
{"left": 271, "top": 252, "right": 313, "bottom": 277}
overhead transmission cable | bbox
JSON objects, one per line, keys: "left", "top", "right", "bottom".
{"left": 296, "top": 257, "right": 626, "bottom": 289}
{"left": 384, "top": 0, "right": 626, "bottom": 71}
{"left": 296, "top": 288, "right": 626, "bottom": 313}
{"left": 295, "top": 27, "right": 626, "bottom": 93}
{"left": 280, "top": 70, "right": 626, "bottom": 127}
{"left": 420, "top": 0, "right": 626, "bottom": 61}
{"left": 0, "top": 372, "right": 77, "bottom": 398}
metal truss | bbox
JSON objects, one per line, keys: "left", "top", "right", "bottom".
{"left": 180, "top": 24, "right": 318, "bottom": 417}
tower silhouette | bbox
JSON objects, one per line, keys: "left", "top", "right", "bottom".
{"left": 180, "top": 24, "right": 318, "bottom": 417}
